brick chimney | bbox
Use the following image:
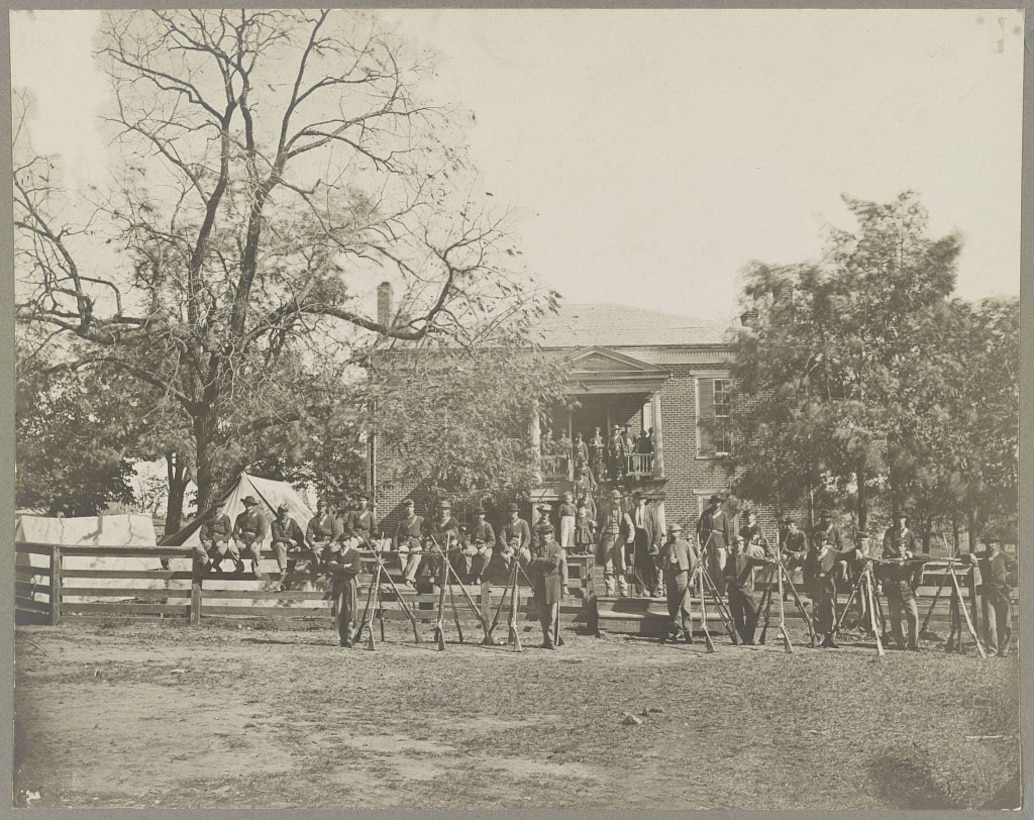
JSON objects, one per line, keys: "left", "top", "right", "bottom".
{"left": 377, "top": 281, "right": 393, "bottom": 328}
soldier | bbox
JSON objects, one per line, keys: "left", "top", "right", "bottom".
{"left": 725, "top": 534, "right": 768, "bottom": 645}
{"left": 394, "top": 499, "right": 426, "bottom": 587}
{"left": 572, "top": 432, "right": 589, "bottom": 475}
{"left": 659, "top": 523, "right": 696, "bottom": 643}
{"left": 558, "top": 491, "right": 577, "bottom": 549}
{"left": 498, "top": 502, "right": 532, "bottom": 568}
{"left": 521, "top": 521, "right": 565, "bottom": 649}
{"left": 325, "top": 532, "right": 362, "bottom": 647}
{"left": 879, "top": 509, "right": 925, "bottom": 651}
{"left": 573, "top": 465, "right": 594, "bottom": 498}
{"left": 270, "top": 503, "right": 307, "bottom": 590}
{"left": 597, "top": 489, "right": 628, "bottom": 597}
{"left": 697, "top": 494, "right": 735, "bottom": 596}
{"left": 557, "top": 430, "right": 573, "bottom": 478}
{"left": 531, "top": 503, "right": 554, "bottom": 556}
{"left": 198, "top": 508, "right": 239, "bottom": 573}
{"left": 961, "top": 532, "right": 1018, "bottom": 657}
{"left": 588, "top": 426, "right": 606, "bottom": 480}
{"left": 306, "top": 499, "right": 342, "bottom": 560}
{"left": 805, "top": 530, "right": 862, "bottom": 648}
{"left": 781, "top": 518, "right": 809, "bottom": 571}
{"left": 232, "top": 496, "right": 268, "bottom": 576}
{"left": 466, "top": 507, "right": 496, "bottom": 584}
{"left": 347, "top": 493, "right": 376, "bottom": 547}
{"left": 576, "top": 482, "right": 597, "bottom": 523}
{"left": 427, "top": 500, "right": 462, "bottom": 581}
{"left": 609, "top": 424, "right": 626, "bottom": 479}
{"left": 630, "top": 492, "right": 661, "bottom": 597}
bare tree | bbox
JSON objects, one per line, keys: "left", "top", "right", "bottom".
{"left": 15, "top": 10, "right": 552, "bottom": 509}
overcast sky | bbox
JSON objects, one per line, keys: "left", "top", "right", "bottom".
{"left": 11, "top": 9, "right": 1025, "bottom": 321}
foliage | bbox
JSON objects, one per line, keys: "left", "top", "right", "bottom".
{"left": 14, "top": 10, "right": 549, "bottom": 512}
{"left": 16, "top": 358, "right": 137, "bottom": 516}
{"left": 728, "top": 192, "right": 971, "bottom": 531}
{"left": 362, "top": 339, "right": 569, "bottom": 506}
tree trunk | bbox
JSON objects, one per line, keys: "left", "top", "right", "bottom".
{"left": 193, "top": 413, "right": 217, "bottom": 511}
{"left": 164, "top": 451, "right": 188, "bottom": 535}
{"left": 855, "top": 461, "right": 867, "bottom": 533}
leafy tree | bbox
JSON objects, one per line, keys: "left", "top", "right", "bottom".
{"left": 728, "top": 192, "right": 962, "bottom": 532}
{"left": 361, "top": 339, "right": 569, "bottom": 507}
{"left": 15, "top": 10, "right": 546, "bottom": 512}
{"left": 16, "top": 358, "right": 136, "bottom": 516}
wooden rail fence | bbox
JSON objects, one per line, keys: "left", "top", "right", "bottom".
{"left": 14, "top": 542, "right": 597, "bottom": 634}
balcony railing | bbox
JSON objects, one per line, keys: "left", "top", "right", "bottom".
{"left": 540, "top": 452, "right": 655, "bottom": 482}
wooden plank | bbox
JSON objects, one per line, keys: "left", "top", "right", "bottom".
{"left": 15, "top": 565, "right": 50, "bottom": 578}
{"left": 61, "top": 569, "right": 192, "bottom": 580}
{"left": 15, "top": 596, "right": 51, "bottom": 614}
{"left": 54, "top": 546, "right": 195, "bottom": 559}
{"left": 60, "top": 602, "right": 191, "bottom": 617}
{"left": 190, "top": 560, "right": 202, "bottom": 626}
{"left": 202, "top": 589, "right": 332, "bottom": 600}
{"left": 15, "top": 580, "right": 42, "bottom": 597}
{"left": 15, "top": 542, "right": 56, "bottom": 556}
{"left": 60, "top": 587, "right": 191, "bottom": 599}
{"left": 200, "top": 606, "right": 329, "bottom": 618}
{"left": 50, "top": 545, "right": 62, "bottom": 626}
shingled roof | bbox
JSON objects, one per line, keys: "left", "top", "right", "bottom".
{"left": 529, "top": 303, "right": 733, "bottom": 349}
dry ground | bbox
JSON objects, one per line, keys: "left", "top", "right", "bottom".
{"left": 13, "top": 618, "right": 1021, "bottom": 811}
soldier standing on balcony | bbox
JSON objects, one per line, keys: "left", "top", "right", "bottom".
{"left": 697, "top": 494, "right": 735, "bottom": 596}
{"left": 572, "top": 432, "right": 589, "bottom": 477}
{"left": 557, "top": 429, "right": 573, "bottom": 479}
{"left": 597, "top": 489, "right": 628, "bottom": 597}
{"left": 610, "top": 424, "right": 627, "bottom": 479}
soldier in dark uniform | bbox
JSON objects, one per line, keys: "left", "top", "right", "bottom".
{"left": 781, "top": 518, "right": 809, "bottom": 570}
{"left": 499, "top": 502, "right": 532, "bottom": 568}
{"left": 572, "top": 432, "right": 589, "bottom": 476}
{"left": 531, "top": 503, "right": 554, "bottom": 557}
{"left": 609, "top": 424, "right": 626, "bottom": 479}
{"left": 427, "top": 500, "right": 462, "bottom": 581}
{"left": 879, "top": 510, "right": 925, "bottom": 650}
{"left": 394, "top": 499, "right": 426, "bottom": 587}
{"left": 325, "top": 532, "right": 362, "bottom": 647}
{"left": 347, "top": 493, "right": 376, "bottom": 547}
{"left": 198, "top": 509, "right": 238, "bottom": 573}
{"left": 659, "top": 523, "right": 696, "bottom": 643}
{"left": 270, "top": 503, "right": 308, "bottom": 590}
{"left": 630, "top": 492, "right": 661, "bottom": 597}
{"left": 232, "top": 496, "right": 268, "bottom": 576}
{"left": 697, "top": 494, "right": 735, "bottom": 596}
{"left": 466, "top": 507, "right": 496, "bottom": 584}
{"left": 962, "top": 532, "right": 1018, "bottom": 656}
{"left": 521, "top": 522, "right": 565, "bottom": 649}
{"left": 725, "top": 534, "right": 769, "bottom": 644}
{"left": 306, "top": 499, "right": 342, "bottom": 559}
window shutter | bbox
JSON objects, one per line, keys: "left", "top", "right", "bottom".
{"left": 698, "top": 378, "right": 715, "bottom": 457}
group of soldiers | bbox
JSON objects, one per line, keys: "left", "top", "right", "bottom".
{"left": 193, "top": 488, "right": 1017, "bottom": 657}
{"left": 541, "top": 423, "right": 655, "bottom": 482}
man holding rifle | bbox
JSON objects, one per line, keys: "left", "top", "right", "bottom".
{"left": 697, "top": 494, "right": 735, "bottom": 596}
{"left": 962, "top": 532, "right": 1018, "bottom": 657}
{"left": 520, "top": 521, "right": 565, "bottom": 650}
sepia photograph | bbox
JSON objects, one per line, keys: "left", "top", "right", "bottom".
{"left": 8, "top": 6, "right": 1025, "bottom": 812}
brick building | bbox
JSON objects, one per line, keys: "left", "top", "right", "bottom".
{"left": 370, "top": 299, "right": 779, "bottom": 542}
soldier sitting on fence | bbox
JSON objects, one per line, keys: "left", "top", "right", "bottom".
{"left": 466, "top": 506, "right": 496, "bottom": 584}
{"left": 306, "top": 499, "right": 342, "bottom": 560}
{"left": 232, "top": 496, "right": 268, "bottom": 577}
{"left": 270, "top": 503, "right": 308, "bottom": 591}
{"left": 198, "top": 509, "right": 241, "bottom": 573}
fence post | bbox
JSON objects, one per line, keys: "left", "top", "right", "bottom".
{"left": 967, "top": 564, "right": 981, "bottom": 645}
{"left": 190, "top": 553, "right": 203, "bottom": 625}
{"left": 49, "top": 544, "right": 62, "bottom": 626}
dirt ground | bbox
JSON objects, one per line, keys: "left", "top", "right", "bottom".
{"left": 13, "top": 618, "right": 1021, "bottom": 811}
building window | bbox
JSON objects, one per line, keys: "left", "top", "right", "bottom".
{"left": 697, "top": 377, "right": 732, "bottom": 457}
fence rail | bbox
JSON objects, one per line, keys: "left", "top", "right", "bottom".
{"left": 14, "top": 541, "right": 597, "bottom": 630}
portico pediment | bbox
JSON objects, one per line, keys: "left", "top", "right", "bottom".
{"left": 562, "top": 346, "right": 670, "bottom": 394}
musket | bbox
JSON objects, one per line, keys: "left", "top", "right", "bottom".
{"left": 428, "top": 535, "right": 494, "bottom": 645}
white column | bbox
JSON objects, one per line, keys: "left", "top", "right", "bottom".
{"left": 651, "top": 392, "right": 664, "bottom": 479}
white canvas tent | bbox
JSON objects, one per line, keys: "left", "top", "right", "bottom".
{"left": 15, "top": 513, "right": 163, "bottom": 600}
{"left": 164, "top": 472, "right": 313, "bottom": 549}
